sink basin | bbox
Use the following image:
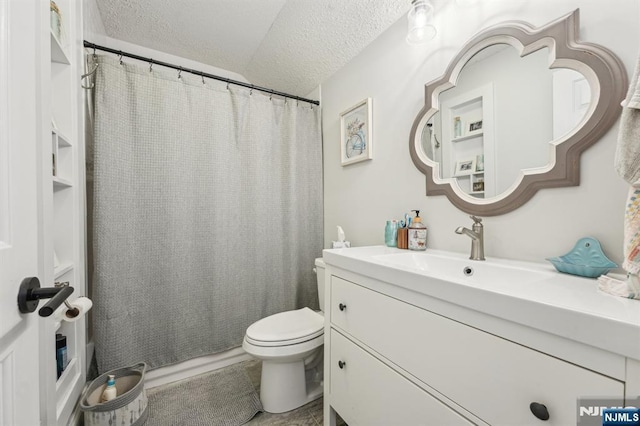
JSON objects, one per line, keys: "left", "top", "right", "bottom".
{"left": 322, "top": 245, "right": 640, "bottom": 361}
{"left": 372, "top": 251, "right": 554, "bottom": 290}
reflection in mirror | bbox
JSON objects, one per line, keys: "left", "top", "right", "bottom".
{"left": 410, "top": 10, "right": 627, "bottom": 216}
{"left": 420, "top": 44, "right": 590, "bottom": 199}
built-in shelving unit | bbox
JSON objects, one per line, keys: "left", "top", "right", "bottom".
{"left": 451, "top": 130, "right": 483, "bottom": 143}
{"left": 42, "top": 0, "right": 86, "bottom": 424}
{"left": 50, "top": 31, "right": 70, "bottom": 65}
{"left": 441, "top": 84, "right": 494, "bottom": 198}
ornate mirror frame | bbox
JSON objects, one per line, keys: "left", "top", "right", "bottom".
{"left": 409, "top": 9, "right": 627, "bottom": 216}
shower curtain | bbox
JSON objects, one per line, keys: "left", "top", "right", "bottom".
{"left": 90, "top": 55, "right": 323, "bottom": 373}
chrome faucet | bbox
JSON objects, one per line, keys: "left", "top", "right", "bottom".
{"left": 455, "top": 216, "right": 485, "bottom": 261}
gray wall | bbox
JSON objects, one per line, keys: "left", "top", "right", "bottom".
{"left": 321, "top": 0, "right": 638, "bottom": 264}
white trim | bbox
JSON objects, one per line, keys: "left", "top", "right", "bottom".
{"left": 144, "top": 347, "right": 252, "bottom": 389}
{"left": 0, "top": 0, "right": 9, "bottom": 247}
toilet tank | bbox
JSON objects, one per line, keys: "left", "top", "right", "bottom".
{"left": 314, "top": 258, "right": 326, "bottom": 312}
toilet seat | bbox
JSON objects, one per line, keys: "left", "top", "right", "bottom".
{"left": 246, "top": 307, "right": 324, "bottom": 347}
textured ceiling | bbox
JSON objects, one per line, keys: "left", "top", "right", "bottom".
{"left": 96, "top": 0, "right": 409, "bottom": 97}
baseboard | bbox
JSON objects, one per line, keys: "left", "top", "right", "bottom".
{"left": 144, "top": 347, "right": 252, "bottom": 389}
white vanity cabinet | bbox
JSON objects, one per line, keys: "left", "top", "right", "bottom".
{"left": 322, "top": 247, "right": 639, "bottom": 426}
{"left": 330, "top": 330, "right": 474, "bottom": 425}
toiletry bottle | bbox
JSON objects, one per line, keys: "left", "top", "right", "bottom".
{"left": 408, "top": 210, "right": 427, "bottom": 251}
{"left": 454, "top": 117, "right": 462, "bottom": 138}
{"left": 385, "top": 220, "right": 398, "bottom": 247}
{"left": 101, "top": 375, "right": 117, "bottom": 402}
{"left": 56, "top": 333, "right": 67, "bottom": 378}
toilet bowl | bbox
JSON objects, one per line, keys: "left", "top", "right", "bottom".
{"left": 242, "top": 258, "right": 326, "bottom": 413}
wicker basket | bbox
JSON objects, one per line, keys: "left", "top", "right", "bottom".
{"left": 80, "top": 362, "right": 148, "bottom": 426}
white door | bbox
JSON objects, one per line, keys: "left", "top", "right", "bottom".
{"left": 0, "top": 0, "right": 43, "bottom": 425}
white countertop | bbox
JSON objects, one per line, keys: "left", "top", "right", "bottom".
{"left": 323, "top": 246, "right": 640, "bottom": 360}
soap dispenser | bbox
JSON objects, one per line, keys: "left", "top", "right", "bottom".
{"left": 408, "top": 210, "right": 427, "bottom": 251}
{"left": 100, "top": 375, "right": 117, "bottom": 403}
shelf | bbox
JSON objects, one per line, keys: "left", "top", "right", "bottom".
{"left": 50, "top": 31, "right": 70, "bottom": 64}
{"left": 55, "top": 357, "right": 78, "bottom": 392}
{"left": 54, "top": 263, "right": 74, "bottom": 279}
{"left": 451, "top": 131, "right": 483, "bottom": 143}
{"left": 53, "top": 176, "right": 73, "bottom": 190}
{"left": 470, "top": 191, "right": 485, "bottom": 195}
{"left": 52, "top": 129, "right": 72, "bottom": 147}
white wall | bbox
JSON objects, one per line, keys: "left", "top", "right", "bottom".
{"left": 321, "top": 0, "right": 638, "bottom": 264}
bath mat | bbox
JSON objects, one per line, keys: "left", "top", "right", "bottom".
{"left": 146, "top": 363, "right": 263, "bottom": 426}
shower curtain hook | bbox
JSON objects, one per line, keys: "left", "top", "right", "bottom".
{"left": 80, "top": 62, "right": 99, "bottom": 89}
{"left": 201, "top": 72, "right": 205, "bottom": 85}
{"left": 177, "top": 67, "right": 182, "bottom": 80}
{"left": 149, "top": 59, "right": 153, "bottom": 72}
{"left": 249, "top": 86, "right": 253, "bottom": 96}
{"left": 226, "top": 79, "right": 230, "bottom": 90}
{"left": 92, "top": 47, "right": 97, "bottom": 60}
{"left": 118, "top": 50, "right": 123, "bottom": 65}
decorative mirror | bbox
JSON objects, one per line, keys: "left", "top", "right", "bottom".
{"left": 409, "top": 10, "right": 627, "bottom": 216}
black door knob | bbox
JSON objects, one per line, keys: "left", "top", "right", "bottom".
{"left": 339, "top": 303, "right": 347, "bottom": 311}
{"left": 338, "top": 360, "right": 346, "bottom": 369}
{"left": 530, "top": 402, "right": 549, "bottom": 421}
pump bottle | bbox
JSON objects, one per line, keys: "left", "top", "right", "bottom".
{"left": 100, "top": 375, "right": 117, "bottom": 402}
{"left": 408, "top": 210, "right": 427, "bottom": 251}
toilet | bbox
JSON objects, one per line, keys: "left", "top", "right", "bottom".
{"left": 242, "top": 258, "right": 326, "bottom": 413}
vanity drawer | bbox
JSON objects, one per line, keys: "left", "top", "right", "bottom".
{"left": 330, "top": 276, "right": 624, "bottom": 425}
{"left": 330, "top": 329, "right": 474, "bottom": 426}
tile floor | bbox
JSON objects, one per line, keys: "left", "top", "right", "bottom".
{"left": 242, "top": 359, "right": 346, "bottom": 426}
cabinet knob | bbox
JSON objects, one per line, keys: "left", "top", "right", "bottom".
{"left": 339, "top": 303, "right": 347, "bottom": 311}
{"left": 338, "top": 360, "right": 346, "bottom": 369}
{"left": 529, "top": 402, "right": 549, "bottom": 421}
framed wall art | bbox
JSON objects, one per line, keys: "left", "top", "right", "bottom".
{"left": 340, "top": 98, "right": 372, "bottom": 166}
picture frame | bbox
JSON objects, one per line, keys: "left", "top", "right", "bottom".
{"left": 469, "top": 120, "right": 483, "bottom": 133}
{"left": 454, "top": 158, "right": 476, "bottom": 176}
{"left": 472, "top": 181, "right": 485, "bottom": 192}
{"left": 340, "top": 98, "right": 373, "bottom": 166}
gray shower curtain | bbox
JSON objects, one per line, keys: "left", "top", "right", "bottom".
{"left": 90, "top": 55, "right": 323, "bottom": 373}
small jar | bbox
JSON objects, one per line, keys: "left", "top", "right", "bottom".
{"left": 384, "top": 220, "right": 398, "bottom": 247}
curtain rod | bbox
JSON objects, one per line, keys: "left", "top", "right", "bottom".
{"left": 83, "top": 41, "right": 320, "bottom": 106}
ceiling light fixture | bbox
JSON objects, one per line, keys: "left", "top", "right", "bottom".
{"left": 407, "top": 0, "right": 436, "bottom": 45}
